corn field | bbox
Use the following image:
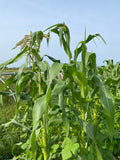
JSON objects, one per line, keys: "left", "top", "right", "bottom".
{"left": 0, "top": 23, "right": 120, "bottom": 160}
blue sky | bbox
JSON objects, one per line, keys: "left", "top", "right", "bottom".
{"left": 0, "top": 0, "right": 120, "bottom": 67}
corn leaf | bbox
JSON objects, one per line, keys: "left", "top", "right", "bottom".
{"left": 0, "top": 46, "right": 28, "bottom": 69}
{"left": 95, "top": 144, "right": 103, "bottom": 160}
{"left": 32, "top": 95, "right": 46, "bottom": 130}
{"left": 43, "top": 55, "right": 60, "bottom": 63}
{"left": 49, "top": 62, "right": 63, "bottom": 84}
{"left": 94, "top": 75, "right": 114, "bottom": 140}
{"left": 85, "top": 34, "right": 106, "bottom": 45}
{"left": 31, "top": 130, "right": 37, "bottom": 160}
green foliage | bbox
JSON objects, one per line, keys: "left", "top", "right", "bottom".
{"left": 0, "top": 23, "right": 119, "bottom": 160}
{"left": 61, "top": 137, "right": 79, "bottom": 159}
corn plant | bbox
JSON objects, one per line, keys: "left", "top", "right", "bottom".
{"left": 98, "top": 60, "right": 120, "bottom": 159}
{"left": 0, "top": 23, "right": 118, "bottom": 160}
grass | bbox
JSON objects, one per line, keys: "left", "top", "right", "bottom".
{"left": 0, "top": 69, "right": 20, "bottom": 159}
{"left": 0, "top": 98, "right": 18, "bottom": 159}
{"left": 0, "top": 69, "right": 16, "bottom": 124}
{"left": 0, "top": 101, "right": 19, "bottom": 159}
{"left": 0, "top": 67, "right": 34, "bottom": 158}
{"left": 0, "top": 103, "right": 16, "bottom": 124}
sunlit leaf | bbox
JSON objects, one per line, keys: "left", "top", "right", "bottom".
{"left": 52, "top": 80, "right": 66, "bottom": 96}
{"left": 49, "top": 62, "right": 63, "bottom": 84}
{"left": 32, "top": 95, "right": 46, "bottom": 130}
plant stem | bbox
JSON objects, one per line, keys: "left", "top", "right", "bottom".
{"left": 82, "top": 43, "right": 86, "bottom": 74}
{"left": 59, "top": 91, "right": 69, "bottom": 136}
{"left": 38, "top": 71, "right": 42, "bottom": 95}
{"left": 41, "top": 117, "right": 48, "bottom": 160}
{"left": 69, "top": 57, "right": 71, "bottom": 64}
{"left": 81, "top": 91, "right": 85, "bottom": 147}
{"left": 38, "top": 71, "right": 48, "bottom": 159}
{"left": 81, "top": 107, "right": 85, "bottom": 141}
{"left": 93, "top": 94, "right": 98, "bottom": 125}
{"left": 59, "top": 91, "right": 64, "bottom": 111}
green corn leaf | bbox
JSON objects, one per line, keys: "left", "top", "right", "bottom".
{"left": 16, "top": 73, "right": 31, "bottom": 93}
{"left": 50, "top": 27, "right": 59, "bottom": 35}
{"left": 52, "top": 80, "right": 66, "bottom": 96}
{"left": 83, "top": 122, "right": 95, "bottom": 140}
{"left": 32, "top": 95, "right": 46, "bottom": 130}
{"left": 84, "top": 26, "right": 86, "bottom": 41}
{"left": 85, "top": 52, "right": 96, "bottom": 69}
{"left": 95, "top": 144, "right": 103, "bottom": 160}
{"left": 63, "top": 115, "right": 70, "bottom": 136}
{"left": 76, "top": 70, "right": 87, "bottom": 86}
{"left": 48, "top": 117, "right": 62, "bottom": 127}
{"left": 58, "top": 85, "right": 69, "bottom": 136}
{"left": 1, "top": 74, "right": 16, "bottom": 91}
{"left": 17, "top": 63, "right": 27, "bottom": 78}
{"left": 76, "top": 71, "right": 88, "bottom": 98}
{"left": 46, "top": 85, "right": 51, "bottom": 106}
{"left": 32, "top": 32, "right": 37, "bottom": 46}
{"left": 31, "top": 130, "right": 37, "bottom": 160}
{"left": 32, "top": 48, "right": 42, "bottom": 61}
{"left": 59, "top": 27, "right": 63, "bottom": 47}
{"left": 44, "top": 23, "right": 72, "bottom": 61}
{"left": 30, "top": 79, "right": 38, "bottom": 97}
{"left": 76, "top": 61, "right": 82, "bottom": 72}
{"left": 19, "top": 92, "right": 31, "bottom": 101}
{"left": 43, "top": 55, "right": 60, "bottom": 63}
{"left": 99, "top": 86, "right": 114, "bottom": 138}
{"left": 0, "top": 91, "right": 15, "bottom": 97}
{"left": 74, "top": 33, "right": 106, "bottom": 62}
{"left": 0, "top": 46, "right": 28, "bottom": 69}
{"left": 36, "top": 31, "right": 43, "bottom": 45}
{"left": 73, "top": 109, "right": 95, "bottom": 140}
{"left": 1, "top": 119, "right": 31, "bottom": 131}
{"left": 74, "top": 41, "right": 83, "bottom": 61}
{"left": 62, "top": 35, "right": 72, "bottom": 60}
{"left": 43, "top": 23, "right": 65, "bottom": 32}
{"left": 49, "top": 62, "right": 63, "bottom": 84}
{"left": 82, "top": 43, "right": 87, "bottom": 74}
{"left": 43, "top": 23, "right": 59, "bottom": 32}
{"left": 94, "top": 75, "right": 114, "bottom": 140}
{"left": 105, "top": 77, "right": 120, "bottom": 86}
{"left": 64, "top": 25, "right": 70, "bottom": 46}
{"left": 37, "top": 60, "right": 49, "bottom": 72}
{"left": 74, "top": 45, "right": 82, "bottom": 61}
{"left": 85, "top": 34, "right": 106, "bottom": 45}
{"left": 72, "top": 107, "right": 83, "bottom": 127}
